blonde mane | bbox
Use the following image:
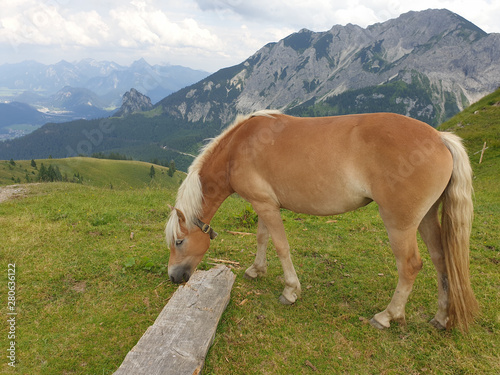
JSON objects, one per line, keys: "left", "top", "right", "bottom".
{"left": 165, "top": 110, "right": 281, "bottom": 246}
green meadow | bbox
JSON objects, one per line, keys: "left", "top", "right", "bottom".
{"left": 1, "top": 90, "right": 499, "bottom": 374}
{"left": 0, "top": 157, "right": 181, "bottom": 189}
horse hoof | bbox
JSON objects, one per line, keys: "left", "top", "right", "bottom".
{"left": 370, "top": 317, "right": 388, "bottom": 330}
{"left": 243, "top": 271, "right": 257, "bottom": 280}
{"left": 430, "top": 318, "right": 446, "bottom": 330}
{"left": 279, "top": 294, "right": 295, "bottom": 305}
{"left": 243, "top": 266, "right": 266, "bottom": 280}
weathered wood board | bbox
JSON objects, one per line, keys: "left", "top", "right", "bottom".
{"left": 114, "top": 265, "right": 236, "bottom": 375}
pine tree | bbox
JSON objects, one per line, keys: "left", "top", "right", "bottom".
{"left": 54, "top": 166, "right": 62, "bottom": 181}
{"left": 38, "top": 163, "right": 48, "bottom": 182}
{"left": 168, "top": 160, "right": 176, "bottom": 177}
{"left": 149, "top": 165, "right": 156, "bottom": 179}
{"left": 31, "top": 159, "right": 37, "bottom": 169}
{"left": 47, "top": 165, "right": 57, "bottom": 181}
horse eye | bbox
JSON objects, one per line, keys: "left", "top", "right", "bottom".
{"left": 175, "top": 239, "right": 184, "bottom": 246}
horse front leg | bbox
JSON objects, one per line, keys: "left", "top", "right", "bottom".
{"left": 244, "top": 217, "right": 269, "bottom": 279}
{"left": 251, "top": 204, "right": 301, "bottom": 304}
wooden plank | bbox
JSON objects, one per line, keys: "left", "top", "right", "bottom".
{"left": 114, "top": 265, "right": 236, "bottom": 375}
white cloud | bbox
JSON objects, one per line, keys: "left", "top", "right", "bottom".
{"left": 0, "top": 0, "right": 498, "bottom": 72}
{"left": 194, "top": 0, "right": 500, "bottom": 33}
{"left": 0, "top": 2, "right": 108, "bottom": 48}
{"left": 194, "top": 0, "right": 384, "bottom": 31}
{"left": 110, "top": 4, "right": 221, "bottom": 50}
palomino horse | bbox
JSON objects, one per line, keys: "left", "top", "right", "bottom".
{"left": 166, "top": 110, "right": 478, "bottom": 331}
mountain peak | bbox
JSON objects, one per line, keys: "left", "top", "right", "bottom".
{"left": 157, "top": 8, "right": 499, "bottom": 127}
{"left": 114, "top": 88, "right": 153, "bottom": 117}
{"left": 131, "top": 58, "right": 151, "bottom": 68}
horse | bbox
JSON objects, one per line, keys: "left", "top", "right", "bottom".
{"left": 165, "top": 110, "right": 478, "bottom": 332}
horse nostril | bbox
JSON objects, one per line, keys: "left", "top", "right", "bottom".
{"left": 169, "top": 267, "right": 190, "bottom": 284}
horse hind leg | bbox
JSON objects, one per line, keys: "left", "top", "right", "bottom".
{"left": 244, "top": 217, "right": 269, "bottom": 279}
{"left": 371, "top": 227, "right": 422, "bottom": 329}
{"left": 418, "top": 202, "right": 449, "bottom": 330}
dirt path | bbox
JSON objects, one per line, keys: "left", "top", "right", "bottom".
{"left": 0, "top": 185, "right": 28, "bottom": 203}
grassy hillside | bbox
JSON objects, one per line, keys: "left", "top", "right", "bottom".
{"left": 0, "top": 91, "right": 498, "bottom": 374}
{"left": 440, "top": 88, "right": 500, "bottom": 187}
{"left": 0, "top": 157, "right": 184, "bottom": 189}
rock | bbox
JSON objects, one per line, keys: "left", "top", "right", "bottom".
{"left": 114, "top": 88, "right": 153, "bottom": 117}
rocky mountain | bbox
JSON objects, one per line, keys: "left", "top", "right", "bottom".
{"left": 114, "top": 89, "right": 153, "bottom": 117}
{"left": 157, "top": 9, "right": 500, "bottom": 126}
{"left": 50, "top": 87, "right": 110, "bottom": 117}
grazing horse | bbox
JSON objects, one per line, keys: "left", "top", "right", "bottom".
{"left": 166, "top": 110, "right": 478, "bottom": 331}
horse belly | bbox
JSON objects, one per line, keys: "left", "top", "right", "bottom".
{"left": 272, "top": 172, "right": 372, "bottom": 216}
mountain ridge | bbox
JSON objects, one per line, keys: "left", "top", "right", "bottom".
{"left": 0, "top": 58, "right": 209, "bottom": 102}
{"left": 157, "top": 9, "right": 499, "bottom": 127}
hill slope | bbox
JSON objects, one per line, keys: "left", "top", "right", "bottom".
{"left": 0, "top": 157, "right": 184, "bottom": 189}
{"left": 0, "top": 102, "right": 50, "bottom": 127}
{"left": 439, "top": 88, "right": 500, "bottom": 173}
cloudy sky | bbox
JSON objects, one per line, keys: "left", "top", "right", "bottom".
{"left": 1, "top": 0, "right": 499, "bottom": 72}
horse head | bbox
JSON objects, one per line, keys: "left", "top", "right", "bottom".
{"left": 166, "top": 208, "right": 217, "bottom": 283}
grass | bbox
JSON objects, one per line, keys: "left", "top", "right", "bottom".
{"left": 1, "top": 183, "right": 180, "bottom": 374}
{"left": 1, "top": 90, "right": 499, "bottom": 374}
{"left": 1, "top": 183, "right": 497, "bottom": 374}
{"left": 202, "top": 195, "right": 499, "bottom": 374}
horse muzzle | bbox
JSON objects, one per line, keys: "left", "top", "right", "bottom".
{"left": 168, "top": 264, "right": 191, "bottom": 284}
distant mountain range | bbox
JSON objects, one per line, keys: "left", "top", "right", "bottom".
{"left": 0, "top": 59, "right": 209, "bottom": 140}
{"left": 1, "top": 9, "right": 499, "bottom": 170}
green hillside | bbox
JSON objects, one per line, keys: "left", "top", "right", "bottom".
{"left": 439, "top": 87, "right": 500, "bottom": 213}
{"left": 440, "top": 87, "right": 500, "bottom": 164}
{"left": 0, "top": 157, "right": 184, "bottom": 189}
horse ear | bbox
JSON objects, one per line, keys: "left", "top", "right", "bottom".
{"left": 175, "top": 208, "right": 186, "bottom": 224}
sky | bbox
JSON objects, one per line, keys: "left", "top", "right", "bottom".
{"left": 0, "top": 0, "right": 499, "bottom": 73}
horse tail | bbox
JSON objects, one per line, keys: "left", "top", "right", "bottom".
{"left": 439, "top": 132, "right": 478, "bottom": 332}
